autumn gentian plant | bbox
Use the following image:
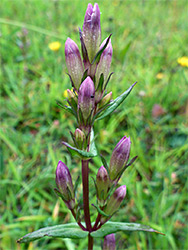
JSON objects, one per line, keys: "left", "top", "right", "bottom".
{"left": 17, "top": 3, "right": 164, "bottom": 250}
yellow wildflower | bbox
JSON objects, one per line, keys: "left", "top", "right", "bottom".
{"left": 48, "top": 41, "right": 61, "bottom": 51}
{"left": 177, "top": 56, "right": 188, "bottom": 67}
{"left": 156, "top": 73, "right": 164, "bottom": 80}
{"left": 63, "top": 90, "right": 68, "bottom": 98}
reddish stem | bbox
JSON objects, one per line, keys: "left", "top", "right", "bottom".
{"left": 70, "top": 209, "right": 86, "bottom": 231}
{"left": 92, "top": 213, "right": 101, "bottom": 231}
{"left": 88, "top": 234, "right": 94, "bottom": 250}
{"left": 82, "top": 159, "right": 92, "bottom": 232}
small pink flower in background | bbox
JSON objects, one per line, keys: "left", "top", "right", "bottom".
{"left": 152, "top": 104, "right": 165, "bottom": 118}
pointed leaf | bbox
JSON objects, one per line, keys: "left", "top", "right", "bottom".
{"left": 92, "top": 34, "right": 112, "bottom": 65}
{"left": 92, "top": 204, "right": 110, "bottom": 217}
{"left": 17, "top": 223, "right": 89, "bottom": 243}
{"left": 56, "top": 100, "right": 74, "bottom": 115}
{"left": 96, "top": 73, "right": 104, "bottom": 91}
{"left": 74, "top": 175, "right": 80, "bottom": 194}
{"left": 91, "top": 222, "right": 165, "bottom": 238}
{"left": 62, "top": 141, "right": 97, "bottom": 159}
{"left": 96, "top": 82, "right": 137, "bottom": 121}
{"left": 54, "top": 188, "right": 66, "bottom": 200}
{"left": 116, "top": 156, "right": 138, "bottom": 183}
{"left": 89, "top": 129, "right": 97, "bottom": 156}
{"left": 103, "top": 72, "right": 114, "bottom": 90}
{"left": 79, "top": 28, "right": 89, "bottom": 64}
{"left": 126, "top": 155, "right": 138, "bottom": 167}
{"left": 91, "top": 176, "right": 97, "bottom": 191}
{"left": 81, "top": 69, "right": 89, "bottom": 83}
{"left": 66, "top": 73, "right": 76, "bottom": 89}
{"left": 100, "top": 155, "right": 109, "bottom": 174}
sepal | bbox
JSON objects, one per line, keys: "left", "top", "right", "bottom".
{"left": 91, "top": 34, "right": 112, "bottom": 65}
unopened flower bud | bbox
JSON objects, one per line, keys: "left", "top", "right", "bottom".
{"left": 109, "top": 136, "right": 131, "bottom": 181}
{"left": 103, "top": 234, "right": 116, "bottom": 250}
{"left": 78, "top": 76, "right": 95, "bottom": 121}
{"left": 83, "top": 3, "right": 101, "bottom": 62}
{"left": 100, "top": 185, "right": 126, "bottom": 224}
{"left": 55, "top": 161, "right": 75, "bottom": 209}
{"left": 95, "top": 90, "right": 103, "bottom": 104}
{"left": 65, "top": 38, "right": 84, "bottom": 89}
{"left": 96, "top": 166, "right": 110, "bottom": 205}
{"left": 67, "top": 89, "right": 75, "bottom": 99}
{"left": 95, "top": 38, "right": 113, "bottom": 89}
{"left": 98, "top": 92, "right": 112, "bottom": 109}
{"left": 74, "top": 128, "right": 85, "bottom": 149}
{"left": 67, "top": 89, "right": 77, "bottom": 108}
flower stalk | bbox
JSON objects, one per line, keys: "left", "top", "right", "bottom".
{"left": 55, "top": 3, "right": 137, "bottom": 250}
{"left": 82, "top": 159, "right": 92, "bottom": 232}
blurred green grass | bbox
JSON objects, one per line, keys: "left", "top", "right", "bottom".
{"left": 0, "top": 0, "right": 188, "bottom": 249}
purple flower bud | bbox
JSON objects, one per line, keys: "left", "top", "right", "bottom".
{"left": 83, "top": 3, "right": 101, "bottom": 62}
{"left": 74, "top": 128, "right": 85, "bottom": 149}
{"left": 65, "top": 38, "right": 84, "bottom": 90}
{"left": 109, "top": 136, "right": 131, "bottom": 181}
{"left": 100, "top": 185, "right": 126, "bottom": 224}
{"left": 103, "top": 234, "right": 116, "bottom": 250}
{"left": 96, "top": 166, "right": 110, "bottom": 205}
{"left": 78, "top": 76, "right": 95, "bottom": 121}
{"left": 56, "top": 161, "right": 75, "bottom": 209}
{"left": 95, "top": 38, "right": 113, "bottom": 89}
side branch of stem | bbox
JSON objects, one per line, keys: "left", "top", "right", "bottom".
{"left": 70, "top": 209, "right": 86, "bottom": 231}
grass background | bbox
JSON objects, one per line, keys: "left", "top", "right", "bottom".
{"left": 0, "top": 0, "right": 188, "bottom": 249}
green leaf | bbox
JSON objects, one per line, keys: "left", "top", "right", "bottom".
{"left": 17, "top": 223, "right": 89, "bottom": 243}
{"left": 79, "top": 28, "right": 89, "bottom": 64}
{"left": 63, "top": 130, "right": 97, "bottom": 159}
{"left": 74, "top": 175, "right": 81, "bottom": 194}
{"left": 91, "top": 222, "right": 165, "bottom": 238}
{"left": 103, "top": 72, "right": 114, "bottom": 90}
{"left": 56, "top": 100, "right": 74, "bottom": 116}
{"left": 92, "top": 204, "right": 110, "bottom": 218}
{"left": 100, "top": 155, "right": 109, "bottom": 174}
{"left": 89, "top": 128, "right": 97, "bottom": 156}
{"left": 118, "top": 40, "right": 132, "bottom": 61}
{"left": 96, "top": 73, "right": 104, "bottom": 91}
{"left": 91, "top": 34, "right": 112, "bottom": 65}
{"left": 81, "top": 69, "right": 89, "bottom": 83}
{"left": 116, "top": 156, "right": 138, "bottom": 182}
{"left": 63, "top": 141, "right": 97, "bottom": 159}
{"left": 96, "top": 82, "right": 137, "bottom": 121}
